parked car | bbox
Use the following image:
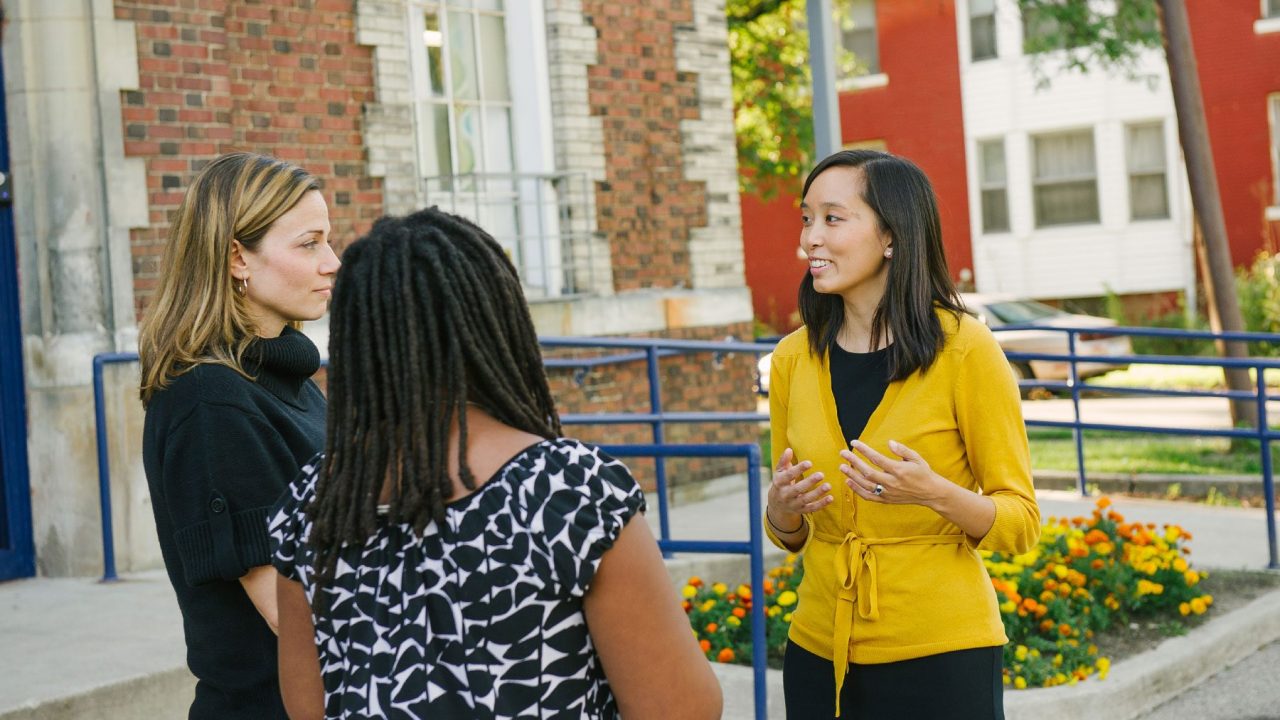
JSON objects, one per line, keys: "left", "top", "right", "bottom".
{"left": 752, "top": 295, "right": 1131, "bottom": 396}
{"left": 961, "top": 293, "right": 1132, "bottom": 382}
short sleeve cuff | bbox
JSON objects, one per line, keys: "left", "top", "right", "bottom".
{"left": 173, "top": 505, "right": 273, "bottom": 586}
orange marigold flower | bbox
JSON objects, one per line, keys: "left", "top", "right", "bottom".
{"left": 717, "top": 648, "right": 735, "bottom": 663}
{"left": 1040, "top": 619, "right": 1055, "bottom": 633}
{"left": 732, "top": 608, "right": 746, "bottom": 619}
{"left": 1084, "top": 529, "right": 1109, "bottom": 545}
{"left": 689, "top": 576, "right": 704, "bottom": 588}
{"left": 699, "top": 639, "right": 711, "bottom": 653}
{"left": 1022, "top": 598, "right": 1038, "bottom": 611}
{"left": 1059, "top": 623, "right": 1072, "bottom": 636}
{"left": 705, "top": 623, "right": 718, "bottom": 633}
{"left": 1097, "top": 496, "right": 1112, "bottom": 509}
{"left": 1091, "top": 559, "right": 1105, "bottom": 570}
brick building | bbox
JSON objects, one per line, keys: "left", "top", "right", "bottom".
{"left": 0, "top": 0, "right": 756, "bottom": 580}
{"left": 744, "top": 0, "right": 1280, "bottom": 332}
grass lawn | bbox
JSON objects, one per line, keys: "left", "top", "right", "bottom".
{"left": 1026, "top": 428, "right": 1280, "bottom": 476}
{"left": 1091, "top": 363, "right": 1280, "bottom": 391}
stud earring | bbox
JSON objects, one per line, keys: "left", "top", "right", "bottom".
{"left": 884, "top": 248, "right": 893, "bottom": 259}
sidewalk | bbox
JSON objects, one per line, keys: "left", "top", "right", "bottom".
{"left": 1, "top": 488, "right": 1275, "bottom": 719}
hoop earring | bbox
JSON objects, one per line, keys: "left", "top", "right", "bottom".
{"left": 237, "top": 277, "right": 248, "bottom": 296}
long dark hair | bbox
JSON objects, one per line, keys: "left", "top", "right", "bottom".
{"left": 797, "top": 149, "right": 963, "bottom": 380}
{"left": 307, "top": 207, "right": 561, "bottom": 590}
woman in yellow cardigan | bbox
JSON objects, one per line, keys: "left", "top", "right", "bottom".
{"left": 765, "top": 149, "right": 1040, "bottom": 719}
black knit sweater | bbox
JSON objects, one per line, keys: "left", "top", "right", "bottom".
{"left": 142, "top": 327, "right": 325, "bottom": 719}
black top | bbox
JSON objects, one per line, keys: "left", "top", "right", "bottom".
{"left": 270, "top": 439, "right": 646, "bottom": 719}
{"left": 142, "top": 327, "right": 325, "bottom": 720}
{"left": 829, "top": 343, "right": 890, "bottom": 445}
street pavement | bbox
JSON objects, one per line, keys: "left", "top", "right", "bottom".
{"left": 1133, "top": 639, "right": 1280, "bottom": 720}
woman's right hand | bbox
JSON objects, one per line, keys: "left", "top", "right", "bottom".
{"left": 766, "top": 447, "right": 831, "bottom": 533}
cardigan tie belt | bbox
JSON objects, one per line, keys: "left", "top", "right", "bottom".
{"left": 813, "top": 529, "right": 967, "bottom": 717}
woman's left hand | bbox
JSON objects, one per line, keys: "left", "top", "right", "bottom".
{"left": 840, "top": 439, "right": 948, "bottom": 508}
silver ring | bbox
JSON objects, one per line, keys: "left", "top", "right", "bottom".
{"left": 873, "top": 483, "right": 885, "bottom": 496}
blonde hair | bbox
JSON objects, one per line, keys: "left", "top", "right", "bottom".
{"left": 139, "top": 152, "right": 320, "bottom": 404}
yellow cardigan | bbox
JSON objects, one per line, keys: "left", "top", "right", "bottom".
{"left": 766, "top": 310, "right": 1040, "bottom": 700}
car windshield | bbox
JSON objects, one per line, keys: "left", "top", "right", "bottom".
{"left": 984, "top": 300, "right": 1063, "bottom": 325}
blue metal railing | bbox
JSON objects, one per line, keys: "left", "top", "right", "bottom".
{"left": 992, "top": 323, "right": 1280, "bottom": 569}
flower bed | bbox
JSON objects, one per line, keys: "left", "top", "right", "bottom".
{"left": 681, "top": 497, "right": 1213, "bottom": 687}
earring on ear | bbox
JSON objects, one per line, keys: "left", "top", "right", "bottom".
{"left": 237, "top": 277, "right": 249, "bottom": 296}
{"left": 884, "top": 248, "right": 893, "bottom": 259}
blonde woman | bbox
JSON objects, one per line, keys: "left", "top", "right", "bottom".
{"left": 139, "top": 152, "right": 339, "bottom": 719}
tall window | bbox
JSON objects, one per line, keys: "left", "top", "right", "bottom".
{"left": 978, "top": 139, "right": 1009, "bottom": 232}
{"left": 1268, "top": 0, "right": 1280, "bottom": 19}
{"left": 837, "top": 0, "right": 880, "bottom": 77}
{"left": 1032, "top": 130, "right": 1099, "bottom": 227}
{"left": 1126, "top": 123, "right": 1169, "bottom": 220}
{"left": 970, "top": 0, "right": 998, "bottom": 61}
{"left": 412, "top": 2, "right": 514, "bottom": 182}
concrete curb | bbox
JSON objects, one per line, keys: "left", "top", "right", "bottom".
{"left": 712, "top": 586, "right": 1280, "bottom": 720}
{"left": 0, "top": 667, "right": 193, "bottom": 720}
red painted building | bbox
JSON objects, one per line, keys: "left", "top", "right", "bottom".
{"left": 742, "top": 0, "right": 1280, "bottom": 331}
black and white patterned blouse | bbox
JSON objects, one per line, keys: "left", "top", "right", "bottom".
{"left": 269, "top": 438, "right": 647, "bottom": 719}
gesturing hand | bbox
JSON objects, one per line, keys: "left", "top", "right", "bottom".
{"left": 840, "top": 439, "right": 946, "bottom": 508}
{"left": 767, "top": 447, "right": 831, "bottom": 532}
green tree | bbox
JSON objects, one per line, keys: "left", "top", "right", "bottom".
{"left": 728, "top": 0, "right": 858, "bottom": 200}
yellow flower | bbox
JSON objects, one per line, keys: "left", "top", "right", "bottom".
{"left": 1179, "top": 602, "right": 1190, "bottom": 616}
{"left": 1190, "top": 597, "right": 1207, "bottom": 615}
{"left": 713, "top": 582, "right": 728, "bottom": 596}
{"left": 726, "top": 615, "right": 741, "bottom": 627}
{"left": 783, "top": 612, "right": 793, "bottom": 623}
{"left": 699, "top": 599, "right": 716, "bottom": 613}
{"left": 999, "top": 601, "right": 1017, "bottom": 614}
{"left": 1014, "top": 645, "right": 1028, "bottom": 662}
{"left": 1053, "top": 565, "right": 1069, "bottom": 580}
{"left": 737, "top": 584, "right": 752, "bottom": 600}
{"left": 1185, "top": 570, "right": 1200, "bottom": 586}
{"left": 1173, "top": 557, "right": 1188, "bottom": 572}
{"left": 681, "top": 585, "right": 697, "bottom": 599}
{"left": 1014, "top": 676, "right": 1027, "bottom": 689}
{"left": 1203, "top": 594, "right": 1214, "bottom": 607}
{"left": 776, "top": 590, "right": 798, "bottom": 607}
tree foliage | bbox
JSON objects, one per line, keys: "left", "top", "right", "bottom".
{"left": 1017, "top": 0, "right": 1163, "bottom": 85}
{"left": 728, "top": 0, "right": 859, "bottom": 200}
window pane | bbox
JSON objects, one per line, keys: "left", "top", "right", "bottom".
{"left": 1130, "top": 173, "right": 1169, "bottom": 219}
{"left": 423, "top": 10, "right": 446, "bottom": 98}
{"left": 971, "top": 14, "right": 997, "bottom": 61}
{"left": 483, "top": 107, "right": 514, "bottom": 174}
{"left": 970, "top": 0, "right": 995, "bottom": 14}
{"left": 982, "top": 188, "right": 1009, "bottom": 232}
{"left": 979, "top": 140, "right": 1006, "bottom": 184}
{"left": 1126, "top": 124, "right": 1165, "bottom": 172}
{"left": 419, "top": 102, "right": 453, "bottom": 176}
{"left": 1034, "top": 132, "right": 1095, "bottom": 181}
{"left": 1035, "top": 180, "right": 1099, "bottom": 226}
{"left": 1268, "top": 0, "right": 1280, "bottom": 19}
{"left": 838, "top": 0, "right": 880, "bottom": 75}
{"left": 455, "top": 104, "right": 480, "bottom": 174}
{"left": 478, "top": 14, "right": 510, "bottom": 101}
{"left": 448, "top": 10, "right": 478, "bottom": 100}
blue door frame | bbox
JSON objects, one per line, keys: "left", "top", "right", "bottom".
{"left": 0, "top": 47, "right": 35, "bottom": 582}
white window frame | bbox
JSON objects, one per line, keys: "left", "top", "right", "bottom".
{"left": 407, "top": 0, "right": 563, "bottom": 295}
{"left": 969, "top": 0, "right": 998, "bottom": 62}
{"left": 1125, "top": 122, "right": 1170, "bottom": 221}
{"left": 1030, "top": 128, "right": 1100, "bottom": 228}
{"left": 1270, "top": 94, "right": 1280, "bottom": 216}
{"left": 1256, "top": 0, "right": 1280, "bottom": 33}
{"left": 977, "top": 138, "right": 1010, "bottom": 233}
{"left": 835, "top": 0, "right": 886, "bottom": 90}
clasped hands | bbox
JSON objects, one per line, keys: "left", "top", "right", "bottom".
{"left": 767, "top": 440, "right": 948, "bottom": 531}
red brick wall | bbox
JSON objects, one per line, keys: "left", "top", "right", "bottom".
{"left": 584, "top": 0, "right": 707, "bottom": 292}
{"left": 546, "top": 322, "right": 761, "bottom": 490}
{"left": 1186, "top": 2, "right": 1280, "bottom": 266}
{"left": 115, "top": 0, "right": 381, "bottom": 318}
{"left": 740, "top": 1, "right": 971, "bottom": 332}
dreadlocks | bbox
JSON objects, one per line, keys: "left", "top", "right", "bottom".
{"left": 307, "top": 207, "right": 561, "bottom": 593}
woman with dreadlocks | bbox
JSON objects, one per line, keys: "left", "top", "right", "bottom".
{"left": 268, "top": 207, "right": 722, "bottom": 720}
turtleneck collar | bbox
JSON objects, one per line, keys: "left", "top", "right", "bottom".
{"left": 244, "top": 326, "right": 322, "bottom": 404}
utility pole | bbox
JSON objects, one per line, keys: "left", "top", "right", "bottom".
{"left": 807, "top": 0, "right": 840, "bottom": 159}
{"left": 1157, "top": 0, "right": 1258, "bottom": 429}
